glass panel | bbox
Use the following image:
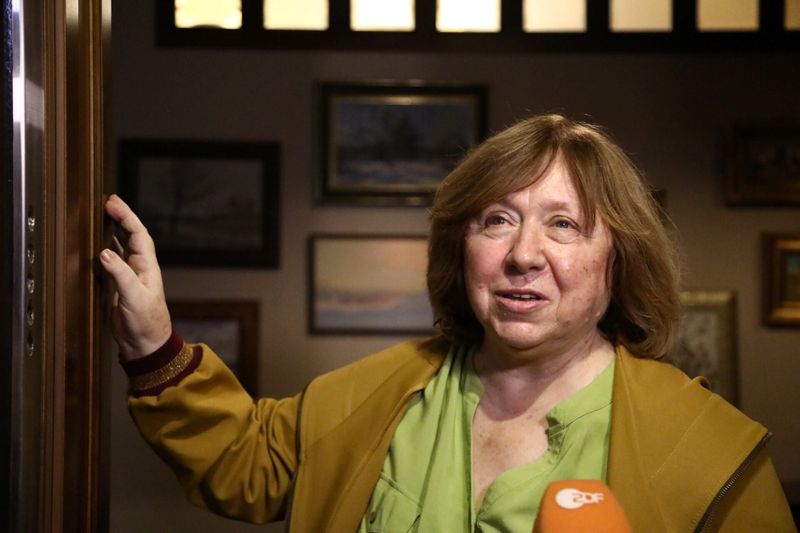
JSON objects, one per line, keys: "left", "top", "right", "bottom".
{"left": 352, "top": 0, "right": 415, "bottom": 31}
{"left": 437, "top": 0, "right": 501, "bottom": 32}
{"left": 264, "top": 0, "right": 328, "bottom": 29}
{"left": 697, "top": 0, "right": 758, "bottom": 30}
{"left": 787, "top": 0, "right": 800, "bottom": 29}
{"left": 611, "top": 0, "right": 671, "bottom": 31}
{"left": 175, "top": 0, "right": 242, "bottom": 29}
{"left": 524, "top": 0, "right": 586, "bottom": 32}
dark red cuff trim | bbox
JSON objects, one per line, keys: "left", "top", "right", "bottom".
{"left": 120, "top": 328, "right": 185, "bottom": 378}
{"left": 131, "top": 345, "right": 203, "bottom": 398}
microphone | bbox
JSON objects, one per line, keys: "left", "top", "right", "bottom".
{"left": 532, "top": 479, "right": 632, "bottom": 533}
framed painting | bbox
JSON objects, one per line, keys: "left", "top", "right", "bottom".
{"left": 763, "top": 233, "right": 800, "bottom": 326}
{"left": 308, "top": 235, "right": 435, "bottom": 334}
{"left": 319, "top": 82, "right": 487, "bottom": 206}
{"left": 168, "top": 300, "right": 260, "bottom": 395}
{"left": 118, "top": 139, "right": 281, "bottom": 267}
{"left": 726, "top": 123, "right": 800, "bottom": 205}
{"left": 669, "top": 290, "right": 738, "bottom": 404}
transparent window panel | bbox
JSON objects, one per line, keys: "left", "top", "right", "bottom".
{"left": 175, "top": 0, "right": 242, "bottom": 29}
{"left": 524, "top": 0, "right": 586, "bottom": 32}
{"left": 352, "top": 0, "right": 415, "bottom": 31}
{"left": 264, "top": 0, "right": 328, "bottom": 29}
{"left": 611, "top": 0, "right": 671, "bottom": 31}
{"left": 788, "top": 0, "right": 800, "bottom": 30}
{"left": 697, "top": 0, "right": 758, "bottom": 31}
{"left": 437, "top": 0, "right": 501, "bottom": 32}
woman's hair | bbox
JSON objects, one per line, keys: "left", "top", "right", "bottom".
{"left": 427, "top": 114, "right": 681, "bottom": 359}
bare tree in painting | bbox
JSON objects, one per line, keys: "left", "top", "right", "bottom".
{"left": 164, "top": 159, "right": 218, "bottom": 237}
{"left": 380, "top": 109, "right": 420, "bottom": 162}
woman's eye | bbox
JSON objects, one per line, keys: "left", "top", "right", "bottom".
{"left": 554, "top": 219, "right": 574, "bottom": 230}
{"left": 547, "top": 218, "right": 582, "bottom": 244}
{"left": 486, "top": 215, "right": 507, "bottom": 226}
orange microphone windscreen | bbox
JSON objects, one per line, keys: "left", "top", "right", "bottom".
{"left": 532, "top": 479, "right": 632, "bottom": 533}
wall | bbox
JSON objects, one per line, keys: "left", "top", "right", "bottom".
{"left": 110, "top": 2, "right": 800, "bottom": 531}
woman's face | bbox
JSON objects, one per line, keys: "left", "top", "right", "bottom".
{"left": 464, "top": 159, "right": 614, "bottom": 356}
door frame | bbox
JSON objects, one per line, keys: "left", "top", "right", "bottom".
{"left": 5, "top": 0, "right": 112, "bottom": 531}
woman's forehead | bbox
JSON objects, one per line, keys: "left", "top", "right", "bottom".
{"left": 488, "top": 161, "right": 587, "bottom": 211}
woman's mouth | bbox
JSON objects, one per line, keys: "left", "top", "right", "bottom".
{"left": 496, "top": 290, "right": 547, "bottom": 310}
{"left": 502, "top": 293, "right": 541, "bottom": 301}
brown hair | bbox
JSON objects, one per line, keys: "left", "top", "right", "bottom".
{"left": 427, "top": 114, "right": 681, "bottom": 359}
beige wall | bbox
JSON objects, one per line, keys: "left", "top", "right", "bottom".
{"left": 110, "top": 2, "right": 800, "bottom": 530}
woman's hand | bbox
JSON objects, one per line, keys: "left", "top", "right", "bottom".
{"left": 100, "top": 194, "right": 172, "bottom": 361}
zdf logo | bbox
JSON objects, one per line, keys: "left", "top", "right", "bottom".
{"left": 555, "top": 487, "right": 605, "bottom": 509}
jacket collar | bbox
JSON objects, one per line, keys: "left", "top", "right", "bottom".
{"left": 608, "top": 346, "right": 769, "bottom": 532}
{"left": 290, "top": 338, "right": 447, "bottom": 533}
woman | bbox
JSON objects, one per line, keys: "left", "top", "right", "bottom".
{"left": 101, "top": 115, "right": 795, "bottom": 532}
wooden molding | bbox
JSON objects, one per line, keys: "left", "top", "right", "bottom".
{"left": 6, "top": 0, "right": 112, "bottom": 531}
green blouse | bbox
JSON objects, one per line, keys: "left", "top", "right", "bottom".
{"left": 358, "top": 345, "right": 615, "bottom": 533}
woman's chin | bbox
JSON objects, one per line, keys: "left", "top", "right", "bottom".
{"left": 484, "top": 325, "right": 551, "bottom": 354}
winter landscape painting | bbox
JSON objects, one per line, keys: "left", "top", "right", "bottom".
{"left": 119, "top": 139, "right": 280, "bottom": 267}
{"left": 320, "top": 83, "right": 486, "bottom": 206}
{"left": 309, "top": 235, "right": 435, "bottom": 334}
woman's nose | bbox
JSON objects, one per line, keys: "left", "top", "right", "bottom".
{"left": 506, "top": 226, "right": 546, "bottom": 273}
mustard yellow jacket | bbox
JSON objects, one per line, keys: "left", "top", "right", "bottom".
{"left": 129, "top": 338, "right": 796, "bottom": 532}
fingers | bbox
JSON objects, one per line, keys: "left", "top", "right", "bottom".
{"left": 105, "top": 194, "right": 159, "bottom": 274}
{"left": 99, "top": 248, "right": 143, "bottom": 297}
{"left": 106, "top": 194, "right": 155, "bottom": 251}
{"left": 105, "top": 194, "right": 146, "bottom": 234}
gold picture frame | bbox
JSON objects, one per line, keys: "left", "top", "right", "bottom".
{"left": 763, "top": 233, "right": 800, "bottom": 326}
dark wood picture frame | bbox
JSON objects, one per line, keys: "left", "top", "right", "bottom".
{"left": 319, "top": 82, "right": 487, "bottom": 206}
{"left": 168, "top": 300, "right": 260, "bottom": 395}
{"left": 308, "top": 234, "right": 435, "bottom": 335}
{"left": 118, "top": 139, "right": 281, "bottom": 267}
{"left": 669, "top": 290, "right": 738, "bottom": 404}
{"left": 726, "top": 123, "right": 800, "bottom": 206}
{"left": 763, "top": 233, "right": 800, "bottom": 326}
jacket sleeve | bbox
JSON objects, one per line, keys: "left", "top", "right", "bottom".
{"left": 712, "top": 449, "right": 797, "bottom": 532}
{"left": 126, "top": 341, "right": 300, "bottom": 525}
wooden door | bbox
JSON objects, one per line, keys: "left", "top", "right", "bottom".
{"left": 3, "top": 0, "right": 112, "bottom": 531}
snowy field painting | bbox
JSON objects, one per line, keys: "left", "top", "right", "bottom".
{"left": 320, "top": 84, "right": 486, "bottom": 205}
{"left": 330, "top": 96, "right": 477, "bottom": 190}
{"left": 310, "top": 236, "right": 435, "bottom": 334}
{"left": 137, "top": 157, "right": 263, "bottom": 249}
{"left": 119, "top": 140, "right": 280, "bottom": 267}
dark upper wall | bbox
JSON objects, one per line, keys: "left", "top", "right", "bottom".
{"left": 110, "top": 2, "right": 800, "bottom": 531}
